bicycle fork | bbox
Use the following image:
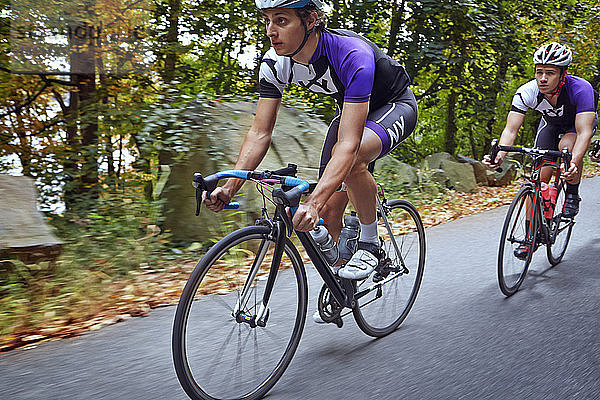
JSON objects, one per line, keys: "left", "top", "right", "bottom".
{"left": 232, "top": 220, "right": 286, "bottom": 328}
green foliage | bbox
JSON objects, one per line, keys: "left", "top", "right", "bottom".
{"left": 1, "top": 0, "right": 600, "bottom": 335}
{"left": 0, "top": 186, "right": 169, "bottom": 335}
{"left": 374, "top": 165, "right": 447, "bottom": 204}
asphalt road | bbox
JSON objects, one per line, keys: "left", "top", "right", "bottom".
{"left": 2, "top": 177, "right": 599, "bottom": 400}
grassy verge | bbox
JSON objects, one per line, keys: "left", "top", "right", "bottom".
{"left": 2, "top": 162, "right": 599, "bottom": 352}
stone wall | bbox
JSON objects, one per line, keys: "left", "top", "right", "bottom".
{"left": 0, "top": 175, "right": 63, "bottom": 263}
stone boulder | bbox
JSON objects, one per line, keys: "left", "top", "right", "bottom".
{"left": 0, "top": 175, "right": 63, "bottom": 264}
{"left": 162, "top": 102, "right": 326, "bottom": 243}
{"left": 440, "top": 160, "right": 478, "bottom": 193}
{"left": 416, "top": 168, "right": 446, "bottom": 195}
{"left": 374, "top": 157, "right": 419, "bottom": 190}
{"left": 456, "top": 154, "right": 488, "bottom": 186}
{"left": 420, "top": 152, "right": 456, "bottom": 170}
{"left": 485, "top": 157, "right": 519, "bottom": 186}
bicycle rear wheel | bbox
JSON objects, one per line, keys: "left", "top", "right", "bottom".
{"left": 546, "top": 181, "right": 574, "bottom": 265}
{"left": 498, "top": 186, "right": 538, "bottom": 296}
{"left": 172, "top": 226, "right": 308, "bottom": 400}
{"left": 353, "top": 199, "right": 425, "bottom": 337}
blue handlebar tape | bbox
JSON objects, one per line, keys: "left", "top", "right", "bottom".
{"left": 211, "top": 170, "right": 310, "bottom": 213}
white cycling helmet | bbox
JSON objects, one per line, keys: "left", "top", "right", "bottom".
{"left": 533, "top": 42, "right": 572, "bottom": 67}
{"left": 255, "top": 0, "right": 324, "bottom": 10}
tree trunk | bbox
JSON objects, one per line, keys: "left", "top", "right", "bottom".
{"left": 387, "top": 0, "right": 405, "bottom": 56}
{"left": 591, "top": 56, "right": 600, "bottom": 91}
{"left": 445, "top": 89, "right": 458, "bottom": 155}
{"left": 155, "top": 0, "right": 181, "bottom": 200}
{"left": 483, "top": 54, "right": 508, "bottom": 155}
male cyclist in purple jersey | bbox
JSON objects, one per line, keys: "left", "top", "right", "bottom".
{"left": 204, "top": 0, "right": 418, "bottom": 283}
{"left": 484, "top": 42, "right": 598, "bottom": 230}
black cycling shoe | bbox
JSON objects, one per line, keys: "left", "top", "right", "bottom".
{"left": 563, "top": 193, "right": 581, "bottom": 219}
{"left": 513, "top": 244, "right": 530, "bottom": 260}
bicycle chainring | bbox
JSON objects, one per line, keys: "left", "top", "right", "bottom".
{"left": 317, "top": 283, "right": 343, "bottom": 323}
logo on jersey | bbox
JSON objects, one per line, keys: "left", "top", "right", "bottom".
{"left": 542, "top": 104, "right": 564, "bottom": 118}
{"left": 292, "top": 64, "right": 336, "bottom": 95}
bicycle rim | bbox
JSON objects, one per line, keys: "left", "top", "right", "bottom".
{"left": 546, "top": 181, "right": 574, "bottom": 265}
{"left": 353, "top": 199, "right": 425, "bottom": 337}
{"left": 498, "top": 187, "right": 536, "bottom": 296}
{"left": 172, "top": 226, "right": 308, "bottom": 400}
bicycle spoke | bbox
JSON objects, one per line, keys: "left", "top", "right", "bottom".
{"left": 546, "top": 182, "right": 574, "bottom": 265}
{"left": 498, "top": 187, "right": 536, "bottom": 296}
{"left": 172, "top": 228, "right": 307, "bottom": 400}
{"left": 353, "top": 199, "right": 425, "bottom": 337}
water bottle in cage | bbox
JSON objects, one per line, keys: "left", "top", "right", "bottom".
{"left": 541, "top": 182, "right": 557, "bottom": 219}
{"left": 310, "top": 226, "right": 340, "bottom": 265}
{"left": 338, "top": 212, "right": 360, "bottom": 263}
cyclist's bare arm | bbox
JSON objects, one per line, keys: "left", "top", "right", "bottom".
{"left": 293, "top": 101, "right": 368, "bottom": 231}
{"left": 204, "top": 97, "right": 281, "bottom": 212}
{"left": 483, "top": 111, "right": 525, "bottom": 169}
{"left": 569, "top": 112, "right": 596, "bottom": 167}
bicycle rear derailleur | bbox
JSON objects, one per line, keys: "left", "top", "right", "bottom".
{"left": 317, "top": 284, "right": 344, "bottom": 328}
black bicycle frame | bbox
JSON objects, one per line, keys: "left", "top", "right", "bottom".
{"left": 258, "top": 204, "right": 355, "bottom": 314}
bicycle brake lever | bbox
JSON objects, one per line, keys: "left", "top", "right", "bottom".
{"left": 489, "top": 139, "right": 503, "bottom": 172}
{"left": 193, "top": 173, "right": 206, "bottom": 216}
{"left": 195, "top": 187, "right": 203, "bottom": 216}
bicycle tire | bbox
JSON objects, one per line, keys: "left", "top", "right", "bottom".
{"left": 546, "top": 180, "right": 574, "bottom": 265}
{"left": 498, "top": 186, "right": 538, "bottom": 296}
{"left": 172, "top": 225, "right": 308, "bottom": 400}
{"left": 353, "top": 199, "right": 425, "bottom": 337}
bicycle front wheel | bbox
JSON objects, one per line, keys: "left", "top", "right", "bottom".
{"left": 353, "top": 199, "right": 425, "bottom": 337}
{"left": 498, "top": 186, "right": 537, "bottom": 296}
{"left": 546, "top": 181, "right": 574, "bottom": 265}
{"left": 172, "top": 226, "right": 308, "bottom": 400}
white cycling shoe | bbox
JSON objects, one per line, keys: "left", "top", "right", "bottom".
{"left": 337, "top": 242, "right": 380, "bottom": 280}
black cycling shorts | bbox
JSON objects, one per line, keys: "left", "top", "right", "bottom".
{"left": 319, "top": 87, "right": 418, "bottom": 177}
{"left": 535, "top": 114, "right": 598, "bottom": 161}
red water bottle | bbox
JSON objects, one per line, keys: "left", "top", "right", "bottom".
{"left": 541, "top": 183, "right": 558, "bottom": 219}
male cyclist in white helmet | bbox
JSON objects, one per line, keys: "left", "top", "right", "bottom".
{"left": 483, "top": 42, "right": 598, "bottom": 258}
{"left": 204, "top": 0, "right": 418, "bottom": 284}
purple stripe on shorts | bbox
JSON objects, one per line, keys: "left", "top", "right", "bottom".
{"left": 365, "top": 120, "right": 390, "bottom": 158}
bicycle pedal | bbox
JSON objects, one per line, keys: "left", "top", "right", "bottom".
{"left": 334, "top": 317, "right": 343, "bottom": 328}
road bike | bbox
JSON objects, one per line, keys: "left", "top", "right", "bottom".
{"left": 172, "top": 163, "right": 426, "bottom": 400}
{"left": 488, "top": 140, "right": 575, "bottom": 296}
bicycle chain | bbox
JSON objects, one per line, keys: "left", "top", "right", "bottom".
{"left": 317, "top": 283, "right": 343, "bottom": 325}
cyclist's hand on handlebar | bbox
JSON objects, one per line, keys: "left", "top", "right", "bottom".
{"left": 204, "top": 186, "right": 234, "bottom": 212}
{"left": 561, "top": 161, "right": 578, "bottom": 182}
{"left": 482, "top": 154, "right": 503, "bottom": 170}
{"left": 291, "top": 202, "right": 320, "bottom": 232}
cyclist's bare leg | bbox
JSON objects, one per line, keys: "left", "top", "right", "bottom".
{"left": 344, "top": 127, "right": 383, "bottom": 226}
{"left": 320, "top": 191, "right": 348, "bottom": 241}
{"left": 320, "top": 127, "right": 382, "bottom": 240}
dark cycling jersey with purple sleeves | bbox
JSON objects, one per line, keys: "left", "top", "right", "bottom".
{"left": 259, "top": 28, "right": 411, "bottom": 110}
{"left": 511, "top": 75, "right": 598, "bottom": 130}
{"left": 511, "top": 75, "right": 598, "bottom": 158}
{"left": 258, "top": 28, "right": 417, "bottom": 175}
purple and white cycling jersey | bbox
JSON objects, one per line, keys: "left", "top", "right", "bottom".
{"left": 511, "top": 75, "right": 598, "bottom": 130}
{"left": 259, "top": 29, "right": 411, "bottom": 109}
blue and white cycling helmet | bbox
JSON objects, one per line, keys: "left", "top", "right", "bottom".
{"left": 533, "top": 42, "right": 572, "bottom": 67}
{"left": 255, "top": 0, "right": 324, "bottom": 10}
